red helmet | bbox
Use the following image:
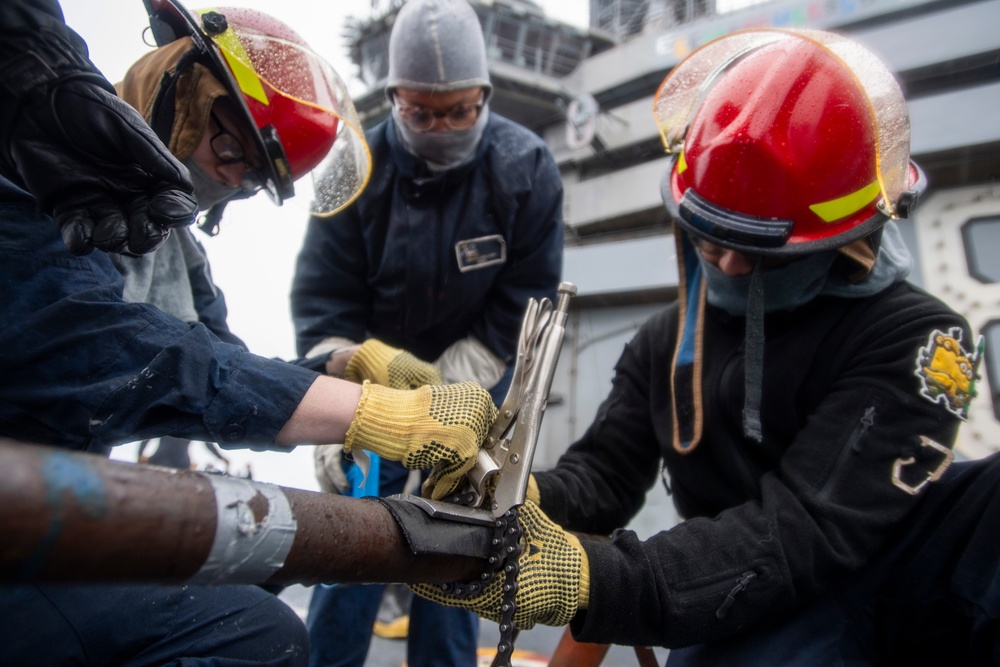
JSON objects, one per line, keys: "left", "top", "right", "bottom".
{"left": 654, "top": 29, "right": 925, "bottom": 256}
{"left": 143, "top": 0, "right": 370, "bottom": 216}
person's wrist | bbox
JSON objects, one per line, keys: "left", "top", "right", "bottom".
{"left": 325, "top": 346, "right": 358, "bottom": 376}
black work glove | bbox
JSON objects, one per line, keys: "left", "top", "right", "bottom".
{"left": 1, "top": 41, "right": 197, "bottom": 255}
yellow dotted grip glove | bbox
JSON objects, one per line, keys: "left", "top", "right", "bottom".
{"left": 344, "top": 339, "right": 443, "bottom": 389}
{"left": 526, "top": 473, "right": 541, "bottom": 505}
{"left": 411, "top": 501, "right": 591, "bottom": 629}
{"left": 345, "top": 381, "right": 496, "bottom": 500}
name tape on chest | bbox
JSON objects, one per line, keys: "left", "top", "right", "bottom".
{"left": 455, "top": 235, "right": 506, "bottom": 272}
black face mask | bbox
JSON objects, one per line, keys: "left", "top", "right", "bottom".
{"left": 697, "top": 250, "right": 838, "bottom": 316}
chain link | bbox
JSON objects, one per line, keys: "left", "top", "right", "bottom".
{"left": 437, "top": 506, "right": 522, "bottom": 667}
{"left": 492, "top": 507, "right": 522, "bottom": 667}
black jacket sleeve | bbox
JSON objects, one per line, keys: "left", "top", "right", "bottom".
{"left": 536, "top": 286, "right": 972, "bottom": 648}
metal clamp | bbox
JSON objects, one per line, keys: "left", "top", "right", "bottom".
{"left": 391, "top": 282, "right": 577, "bottom": 523}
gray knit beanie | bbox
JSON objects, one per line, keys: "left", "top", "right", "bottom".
{"left": 386, "top": 0, "right": 492, "bottom": 99}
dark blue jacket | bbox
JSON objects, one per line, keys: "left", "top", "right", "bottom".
{"left": 0, "top": 176, "right": 317, "bottom": 454}
{"left": 183, "top": 232, "right": 247, "bottom": 349}
{"left": 291, "top": 113, "right": 563, "bottom": 363}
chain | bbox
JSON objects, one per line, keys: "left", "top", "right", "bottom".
{"left": 437, "top": 505, "right": 523, "bottom": 667}
{"left": 493, "top": 506, "right": 522, "bottom": 667}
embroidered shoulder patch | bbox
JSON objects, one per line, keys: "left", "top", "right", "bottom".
{"left": 914, "top": 327, "right": 984, "bottom": 420}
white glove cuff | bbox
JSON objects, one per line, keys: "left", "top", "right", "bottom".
{"left": 435, "top": 335, "right": 505, "bottom": 389}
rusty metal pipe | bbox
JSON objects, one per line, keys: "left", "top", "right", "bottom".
{"left": 0, "top": 439, "right": 484, "bottom": 586}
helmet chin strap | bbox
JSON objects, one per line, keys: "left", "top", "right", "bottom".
{"left": 196, "top": 189, "right": 255, "bottom": 237}
{"left": 743, "top": 262, "right": 765, "bottom": 443}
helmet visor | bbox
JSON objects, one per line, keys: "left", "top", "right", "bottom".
{"left": 211, "top": 25, "right": 372, "bottom": 216}
{"left": 654, "top": 28, "right": 911, "bottom": 218}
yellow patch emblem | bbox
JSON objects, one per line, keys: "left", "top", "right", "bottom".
{"left": 914, "top": 328, "right": 984, "bottom": 420}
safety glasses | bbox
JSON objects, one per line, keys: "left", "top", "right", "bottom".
{"left": 209, "top": 111, "right": 263, "bottom": 191}
{"left": 394, "top": 95, "right": 484, "bottom": 133}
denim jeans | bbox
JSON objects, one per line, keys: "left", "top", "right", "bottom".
{"left": 308, "top": 451, "right": 480, "bottom": 667}
{"left": 305, "top": 365, "right": 513, "bottom": 667}
{"left": 307, "top": 581, "right": 479, "bottom": 667}
{"left": 0, "top": 583, "right": 308, "bottom": 666}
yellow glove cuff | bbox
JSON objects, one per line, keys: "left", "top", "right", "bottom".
{"left": 526, "top": 473, "right": 541, "bottom": 505}
{"left": 568, "top": 532, "right": 590, "bottom": 609}
{"left": 345, "top": 381, "right": 408, "bottom": 460}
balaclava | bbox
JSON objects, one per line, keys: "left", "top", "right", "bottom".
{"left": 386, "top": 0, "right": 492, "bottom": 171}
{"left": 659, "top": 29, "right": 925, "bottom": 453}
{"left": 672, "top": 222, "right": 913, "bottom": 449}
{"left": 117, "top": 38, "right": 240, "bottom": 209}
{"left": 697, "top": 222, "right": 912, "bottom": 317}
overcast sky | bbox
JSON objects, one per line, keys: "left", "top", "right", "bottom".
{"left": 59, "top": 0, "right": 588, "bottom": 488}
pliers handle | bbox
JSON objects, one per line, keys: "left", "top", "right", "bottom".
{"left": 388, "top": 282, "right": 577, "bottom": 524}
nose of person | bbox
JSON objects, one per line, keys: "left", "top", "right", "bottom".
{"left": 428, "top": 113, "right": 451, "bottom": 132}
{"left": 712, "top": 249, "right": 757, "bottom": 276}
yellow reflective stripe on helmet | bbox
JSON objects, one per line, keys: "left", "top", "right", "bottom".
{"left": 809, "top": 180, "right": 880, "bottom": 223}
{"left": 676, "top": 149, "right": 688, "bottom": 175}
{"left": 209, "top": 24, "right": 269, "bottom": 106}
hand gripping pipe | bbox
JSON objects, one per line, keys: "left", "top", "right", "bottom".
{"left": 0, "top": 439, "right": 486, "bottom": 585}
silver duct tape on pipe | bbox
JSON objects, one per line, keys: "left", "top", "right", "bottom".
{"left": 190, "top": 476, "right": 297, "bottom": 584}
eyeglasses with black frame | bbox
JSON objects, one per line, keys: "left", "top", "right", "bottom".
{"left": 209, "top": 111, "right": 264, "bottom": 191}
{"left": 393, "top": 94, "right": 484, "bottom": 133}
